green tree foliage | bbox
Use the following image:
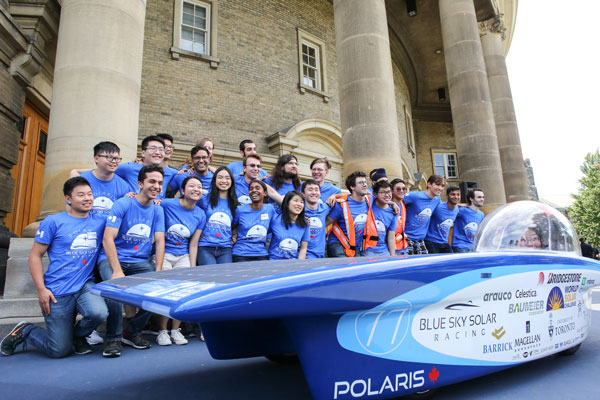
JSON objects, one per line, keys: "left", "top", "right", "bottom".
{"left": 569, "top": 150, "right": 600, "bottom": 245}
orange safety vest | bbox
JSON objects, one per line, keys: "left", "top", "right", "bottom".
{"left": 331, "top": 195, "right": 379, "bottom": 257}
{"left": 395, "top": 201, "right": 407, "bottom": 251}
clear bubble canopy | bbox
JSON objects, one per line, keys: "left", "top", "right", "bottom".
{"left": 473, "top": 201, "right": 580, "bottom": 254}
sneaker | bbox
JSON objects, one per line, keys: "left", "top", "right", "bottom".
{"left": 86, "top": 330, "right": 104, "bottom": 345}
{"left": 121, "top": 331, "right": 151, "bottom": 349}
{"left": 102, "top": 341, "right": 122, "bottom": 358}
{"left": 170, "top": 329, "right": 188, "bottom": 345}
{"left": 1, "top": 321, "right": 32, "bottom": 356}
{"left": 199, "top": 331, "right": 205, "bottom": 342}
{"left": 156, "top": 330, "right": 172, "bottom": 346}
{"left": 73, "top": 336, "right": 93, "bottom": 355}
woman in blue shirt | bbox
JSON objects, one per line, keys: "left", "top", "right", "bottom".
{"left": 197, "top": 166, "right": 238, "bottom": 265}
{"left": 232, "top": 180, "right": 275, "bottom": 262}
{"left": 268, "top": 191, "right": 310, "bottom": 260}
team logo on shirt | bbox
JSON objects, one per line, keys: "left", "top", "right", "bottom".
{"left": 126, "top": 223, "right": 152, "bottom": 238}
{"left": 246, "top": 225, "right": 267, "bottom": 240}
{"left": 414, "top": 208, "right": 433, "bottom": 225}
{"left": 438, "top": 218, "right": 454, "bottom": 237}
{"left": 309, "top": 217, "right": 323, "bottom": 239}
{"left": 355, "top": 214, "right": 368, "bottom": 234}
{"left": 167, "top": 224, "right": 191, "bottom": 241}
{"left": 206, "top": 212, "right": 232, "bottom": 237}
{"left": 375, "top": 219, "right": 386, "bottom": 235}
{"left": 237, "top": 195, "right": 251, "bottom": 205}
{"left": 92, "top": 196, "right": 114, "bottom": 213}
{"left": 464, "top": 222, "right": 479, "bottom": 239}
{"left": 70, "top": 232, "right": 98, "bottom": 249}
{"left": 277, "top": 238, "right": 299, "bottom": 258}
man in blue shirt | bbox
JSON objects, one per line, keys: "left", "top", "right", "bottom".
{"left": 97, "top": 165, "right": 166, "bottom": 357}
{"left": 265, "top": 154, "right": 302, "bottom": 214}
{"left": 171, "top": 145, "right": 214, "bottom": 198}
{"left": 452, "top": 188, "right": 485, "bottom": 253}
{"left": 310, "top": 157, "right": 345, "bottom": 201}
{"left": 234, "top": 154, "right": 263, "bottom": 205}
{"left": 76, "top": 141, "right": 130, "bottom": 216}
{"left": 363, "top": 181, "right": 397, "bottom": 256}
{"left": 302, "top": 179, "right": 332, "bottom": 258}
{"left": 424, "top": 186, "right": 460, "bottom": 253}
{"left": 114, "top": 135, "right": 177, "bottom": 199}
{"left": 227, "top": 139, "right": 268, "bottom": 178}
{"left": 1, "top": 177, "right": 108, "bottom": 358}
{"left": 404, "top": 174, "right": 444, "bottom": 255}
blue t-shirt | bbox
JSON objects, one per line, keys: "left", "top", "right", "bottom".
{"left": 99, "top": 196, "right": 165, "bottom": 263}
{"left": 327, "top": 197, "right": 369, "bottom": 247}
{"left": 424, "top": 202, "right": 459, "bottom": 244}
{"left": 268, "top": 215, "right": 310, "bottom": 260}
{"left": 232, "top": 203, "right": 275, "bottom": 257}
{"left": 264, "top": 177, "right": 300, "bottom": 215}
{"left": 234, "top": 175, "right": 252, "bottom": 205}
{"left": 115, "top": 163, "right": 177, "bottom": 199}
{"left": 364, "top": 203, "right": 397, "bottom": 255}
{"left": 161, "top": 198, "right": 206, "bottom": 256}
{"left": 80, "top": 170, "right": 130, "bottom": 215}
{"left": 305, "top": 201, "right": 331, "bottom": 259}
{"left": 35, "top": 212, "right": 107, "bottom": 296}
{"left": 198, "top": 197, "right": 234, "bottom": 248}
{"left": 227, "top": 161, "right": 268, "bottom": 179}
{"left": 319, "top": 182, "right": 342, "bottom": 201}
{"left": 452, "top": 206, "right": 485, "bottom": 249}
{"left": 170, "top": 170, "right": 214, "bottom": 197}
{"left": 404, "top": 191, "right": 441, "bottom": 241}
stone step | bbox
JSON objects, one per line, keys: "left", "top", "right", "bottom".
{"left": 4, "top": 237, "right": 48, "bottom": 298}
{"left": 0, "top": 298, "right": 42, "bottom": 319}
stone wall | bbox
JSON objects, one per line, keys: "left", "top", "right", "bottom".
{"left": 414, "top": 119, "right": 457, "bottom": 190}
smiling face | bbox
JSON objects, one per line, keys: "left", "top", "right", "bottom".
{"left": 311, "top": 162, "right": 328, "bottom": 183}
{"left": 288, "top": 194, "right": 305, "bottom": 216}
{"left": 138, "top": 171, "right": 163, "bottom": 200}
{"left": 183, "top": 177, "right": 202, "bottom": 202}
{"left": 351, "top": 176, "right": 370, "bottom": 197}
{"left": 141, "top": 140, "right": 165, "bottom": 166}
{"left": 249, "top": 181, "right": 266, "bottom": 204}
{"left": 243, "top": 156, "right": 261, "bottom": 179}
{"left": 192, "top": 149, "right": 209, "bottom": 174}
{"left": 94, "top": 151, "right": 121, "bottom": 174}
{"left": 202, "top": 140, "right": 214, "bottom": 158}
{"left": 447, "top": 189, "right": 461, "bottom": 206}
{"left": 242, "top": 142, "right": 257, "bottom": 157}
{"left": 303, "top": 183, "right": 321, "bottom": 205}
{"left": 66, "top": 184, "right": 94, "bottom": 213}
{"left": 215, "top": 169, "right": 232, "bottom": 192}
{"left": 163, "top": 139, "right": 174, "bottom": 161}
{"left": 283, "top": 158, "right": 298, "bottom": 176}
{"left": 392, "top": 182, "right": 407, "bottom": 202}
{"left": 428, "top": 181, "right": 444, "bottom": 197}
{"left": 472, "top": 190, "right": 485, "bottom": 208}
{"left": 375, "top": 187, "right": 392, "bottom": 205}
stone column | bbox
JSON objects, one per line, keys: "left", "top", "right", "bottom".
{"left": 439, "top": 0, "right": 506, "bottom": 212}
{"left": 333, "top": 0, "right": 402, "bottom": 179}
{"left": 36, "top": 0, "right": 146, "bottom": 219}
{"left": 481, "top": 19, "right": 530, "bottom": 202}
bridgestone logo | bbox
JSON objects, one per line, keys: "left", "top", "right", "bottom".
{"left": 547, "top": 273, "right": 581, "bottom": 284}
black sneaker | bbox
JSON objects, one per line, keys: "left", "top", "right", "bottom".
{"left": 1, "top": 321, "right": 32, "bottom": 356}
{"left": 73, "top": 336, "right": 93, "bottom": 355}
{"left": 102, "top": 341, "right": 122, "bottom": 358}
{"left": 121, "top": 331, "right": 151, "bottom": 349}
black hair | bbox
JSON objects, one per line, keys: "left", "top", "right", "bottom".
{"left": 390, "top": 178, "right": 406, "bottom": 187}
{"left": 239, "top": 139, "right": 254, "bottom": 152}
{"left": 157, "top": 133, "right": 174, "bottom": 143}
{"left": 190, "top": 145, "right": 210, "bottom": 158}
{"left": 271, "top": 154, "right": 301, "bottom": 190}
{"left": 141, "top": 135, "right": 165, "bottom": 150}
{"left": 249, "top": 179, "right": 268, "bottom": 202}
{"left": 466, "top": 188, "right": 484, "bottom": 206}
{"left": 209, "top": 166, "right": 238, "bottom": 218}
{"left": 373, "top": 180, "right": 392, "bottom": 194}
{"left": 182, "top": 175, "right": 202, "bottom": 191}
{"left": 345, "top": 170, "right": 367, "bottom": 193}
{"left": 63, "top": 177, "right": 91, "bottom": 197}
{"left": 446, "top": 185, "right": 460, "bottom": 196}
{"left": 301, "top": 179, "right": 320, "bottom": 193}
{"left": 281, "top": 190, "right": 307, "bottom": 229}
{"left": 138, "top": 164, "right": 164, "bottom": 183}
{"left": 93, "top": 141, "right": 120, "bottom": 156}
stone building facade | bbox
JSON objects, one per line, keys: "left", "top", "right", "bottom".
{"left": 0, "top": 0, "right": 531, "bottom": 240}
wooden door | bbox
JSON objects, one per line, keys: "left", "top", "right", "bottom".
{"left": 5, "top": 103, "right": 48, "bottom": 236}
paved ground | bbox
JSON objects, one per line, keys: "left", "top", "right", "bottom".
{"left": 1, "top": 290, "right": 598, "bottom": 399}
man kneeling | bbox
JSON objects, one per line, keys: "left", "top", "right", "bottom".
{"left": 1, "top": 177, "right": 108, "bottom": 358}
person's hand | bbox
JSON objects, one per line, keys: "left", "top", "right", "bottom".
{"left": 326, "top": 195, "right": 337, "bottom": 207}
{"left": 37, "top": 287, "right": 57, "bottom": 315}
{"left": 111, "top": 270, "right": 126, "bottom": 280}
{"left": 124, "top": 192, "right": 136, "bottom": 198}
{"left": 390, "top": 202, "right": 400, "bottom": 215}
{"left": 134, "top": 157, "right": 143, "bottom": 164}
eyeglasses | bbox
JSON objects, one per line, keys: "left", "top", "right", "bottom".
{"left": 193, "top": 156, "right": 209, "bottom": 161}
{"left": 378, "top": 190, "right": 392, "bottom": 196}
{"left": 144, "top": 146, "right": 165, "bottom": 154}
{"left": 395, "top": 187, "right": 407, "bottom": 191}
{"left": 165, "top": 145, "right": 175, "bottom": 151}
{"left": 311, "top": 167, "right": 326, "bottom": 172}
{"left": 97, "top": 155, "right": 123, "bottom": 163}
{"left": 246, "top": 163, "right": 261, "bottom": 168}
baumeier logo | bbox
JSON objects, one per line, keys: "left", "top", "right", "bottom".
{"left": 546, "top": 286, "right": 564, "bottom": 311}
{"left": 546, "top": 272, "right": 581, "bottom": 285}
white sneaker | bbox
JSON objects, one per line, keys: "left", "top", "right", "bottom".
{"left": 86, "top": 330, "right": 104, "bottom": 345}
{"left": 170, "top": 329, "right": 188, "bottom": 345}
{"left": 156, "top": 330, "right": 172, "bottom": 346}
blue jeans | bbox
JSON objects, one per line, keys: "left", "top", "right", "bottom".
{"left": 232, "top": 255, "right": 269, "bottom": 262}
{"left": 197, "top": 246, "right": 232, "bottom": 265}
{"left": 97, "top": 259, "right": 154, "bottom": 341}
{"left": 24, "top": 280, "right": 108, "bottom": 358}
{"left": 452, "top": 246, "right": 471, "bottom": 253}
{"left": 327, "top": 241, "right": 364, "bottom": 258}
{"left": 424, "top": 240, "right": 453, "bottom": 254}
